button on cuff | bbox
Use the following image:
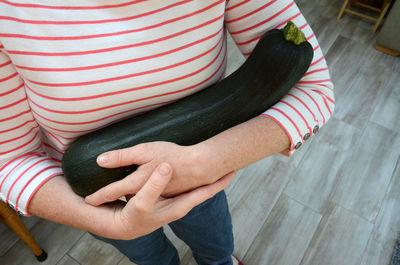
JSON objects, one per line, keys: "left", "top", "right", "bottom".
{"left": 295, "top": 142, "right": 302, "bottom": 150}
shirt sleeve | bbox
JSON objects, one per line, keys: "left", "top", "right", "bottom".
{"left": 225, "top": 0, "right": 335, "bottom": 156}
{"left": 0, "top": 47, "right": 63, "bottom": 216}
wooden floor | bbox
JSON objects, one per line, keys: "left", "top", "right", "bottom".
{"left": 1, "top": 0, "right": 399, "bottom": 264}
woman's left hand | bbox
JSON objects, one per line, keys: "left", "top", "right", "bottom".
{"left": 85, "top": 141, "right": 230, "bottom": 206}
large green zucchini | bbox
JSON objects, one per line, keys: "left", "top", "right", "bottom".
{"left": 62, "top": 22, "right": 314, "bottom": 197}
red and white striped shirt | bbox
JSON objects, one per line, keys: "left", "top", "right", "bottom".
{"left": 0, "top": 0, "right": 334, "bottom": 215}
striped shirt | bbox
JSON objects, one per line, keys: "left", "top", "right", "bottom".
{"left": 0, "top": 0, "right": 334, "bottom": 215}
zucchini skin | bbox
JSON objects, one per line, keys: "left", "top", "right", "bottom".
{"left": 62, "top": 29, "right": 314, "bottom": 197}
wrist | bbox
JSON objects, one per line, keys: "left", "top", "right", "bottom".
{"left": 29, "top": 175, "right": 118, "bottom": 239}
{"left": 188, "top": 142, "right": 224, "bottom": 184}
{"left": 81, "top": 202, "right": 117, "bottom": 237}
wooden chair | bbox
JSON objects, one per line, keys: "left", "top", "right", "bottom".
{"left": 0, "top": 200, "right": 47, "bottom": 262}
{"left": 337, "top": 0, "right": 393, "bottom": 32}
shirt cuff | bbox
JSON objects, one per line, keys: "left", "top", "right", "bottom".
{"left": 262, "top": 100, "right": 322, "bottom": 156}
{"left": 0, "top": 152, "right": 63, "bottom": 216}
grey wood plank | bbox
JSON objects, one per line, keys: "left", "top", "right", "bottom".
{"left": 333, "top": 53, "right": 392, "bottom": 130}
{"left": 226, "top": 158, "right": 295, "bottom": 258}
{"left": 331, "top": 121, "right": 400, "bottom": 222}
{"left": 298, "top": 0, "right": 347, "bottom": 52}
{"left": 393, "top": 56, "right": 400, "bottom": 73}
{"left": 283, "top": 144, "right": 341, "bottom": 213}
{"left": 320, "top": 0, "right": 348, "bottom": 19}
{"left": 300, "top": 203, "right": 373, "bottom": 265}
{"left": 225, "top": 33, "right": 245, "bottom": 77}
{"left": 297, "top": 5, "right": 321, "bottom": 30}
{"left": 309, "top": 116, "right": 361, "bottom": 153}
{"left": 308, "top": 15, "right": 345, "bottom": 54}
{"left": 324, "top": 35, "right": 351, "bottom": 68}
{"left": 370, "top": 70, "right": 400, "bottom": 133}
{"left": 360, "top": 163, "right": 400, "bottom": 265}
{"left": 284, "top": 117, "right": 360, "bottom": 213}
{"left": 56, "top": 255, "right": 80, "bottom": 265}
{"left": 361, "top": 42, "right": 400, "bottom": 72}
{"left": 296, "top": 0, "right": 321, "bottom": 19}
{"left": 0, "top": 219, "right": 85, "bottom": 265}
{"left": 324, "top": 36, "right": 368, "bottom": 96}
{"left": 68, "top": 233, "right": 124, "bottom": 265}
{"left": 340, "top": 15, "right": 377, "bottom": 46}
{"left": 180, "top": 252, "right": 197, "bottom": 265}
{"left": 0, "top": 215, "right": 40, "bottom": 256}
{"left": 224, "top": 166, "right": 248, "bottom": 195}
{"left": 244, "top": 195, "right": 322, "bottom": 265}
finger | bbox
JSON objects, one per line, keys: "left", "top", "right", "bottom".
{"left": 130, "top": 163, "right": 172, "bottom": 211}
{"left": 161, "top": 171, "right": 235, "bottom": 221}
{"left": 85, "top": 171, "right": 148, "bottom": 206}
{"left": 97, "top": 143, "right": 152, "bottom": 168}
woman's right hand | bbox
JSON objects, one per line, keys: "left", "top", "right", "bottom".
{"left": 106, "top": 162, "right": 235, "bottom": 240}
{"left": 28, "top": 161, "right": 234, "bottom": 241}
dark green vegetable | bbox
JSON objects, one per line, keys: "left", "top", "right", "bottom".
{"left": 62, "top": 22, "right": 314, "bottom": 197}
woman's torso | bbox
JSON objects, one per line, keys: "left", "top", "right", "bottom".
{"left": 0, "top": 0, "right": 227, "bottom": 161}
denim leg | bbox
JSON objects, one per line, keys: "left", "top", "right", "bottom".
{"left": 91, "top": 227, "right": 179, "bottom": 265}
{"left": 169, "top": 191, "right": 234, "bottom": 265}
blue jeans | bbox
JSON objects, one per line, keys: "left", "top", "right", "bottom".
{"left": 92, "top": 191, "right": 234, "bottom": 265}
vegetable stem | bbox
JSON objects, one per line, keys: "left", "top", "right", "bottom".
{"left": 283, "top": 21, "right": 307, "bottom": 45}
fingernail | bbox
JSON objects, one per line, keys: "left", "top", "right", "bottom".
{"left": 97, "top": 154, "right": 108, "bottom": 165}
{"left": 158, "top": 164, "right": 170, "bottom": 175}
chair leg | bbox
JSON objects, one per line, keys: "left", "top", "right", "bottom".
{"left": 376, "top": 45, "right": 400, "bottom": 56}
{"left": 373, "top": 0, "right": 392, "bottom": 32}
{"left": 0, "top": 201, "right": 47, "bottom": 262}
{"left": 338, "top": 0, "right": 350, "bottom": 19}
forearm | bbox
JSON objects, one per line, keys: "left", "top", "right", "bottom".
{"left": 28, "top": 176, "right": 116, "bottom": 237}
{"left": 195, "top": 115, "right": 290, "bottom": 177}
{"left": 85, "top": 115, "right": 290, "bottom": 200}
{"left": 32, "top": 165, "right": 234, "bottom": 240}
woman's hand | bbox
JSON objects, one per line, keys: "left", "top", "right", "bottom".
{"left": 29, "top": 161, "right": 234, "bottom": 240}
{"left": 85, "top": 141, "right": 229, "bottom": 206}
{"left": 105, "top": 162, "right": 235, "bottom": 240}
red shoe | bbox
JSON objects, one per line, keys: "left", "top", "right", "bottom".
{"left": 232, "top": 255, "right": 244, "bottom": 265}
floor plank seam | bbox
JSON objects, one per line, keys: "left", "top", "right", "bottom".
{"left": 65, "top": 231, "right": 88, "bottom": 263}
{"left": 0, "top": 232, "right": 19, "bottom": 258}
{"left": 282, "top": 192, "right": 322, "bottom": 216}
{"left": 356, "top": 226, "right": 376, "bottom": 265}
{"left": 0, "top": 218, "right": 49, "bottom": 260}
{"left": 296, "top": 203, "right": 327, "bottom": 265}
{"left": 66, "top": 253, "right": 83, "bottom": 265}
{"left": 334, "top": 201, "right": 376, "bottom": 224}
{"left": 368, "top": 119, "right": 400, "bottom": 136}
{"left": 237, "top": 161, "right": 297, "bottom": 262}
{"left": 241, "top": 190, "right": 287, "bottom": 262}
{"left": 370, "top": 156, "right": 400, "bottom": 226}
{"left": 0, "top": 216, "right": 42, "bottom": 258}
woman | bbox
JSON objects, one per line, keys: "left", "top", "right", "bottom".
{"left": 0, "top": 1, "right": 334, "bottom": 264}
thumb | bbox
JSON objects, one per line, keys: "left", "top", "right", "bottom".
{"left": 130, "top": 163, "right": 172, "bottom": 211}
